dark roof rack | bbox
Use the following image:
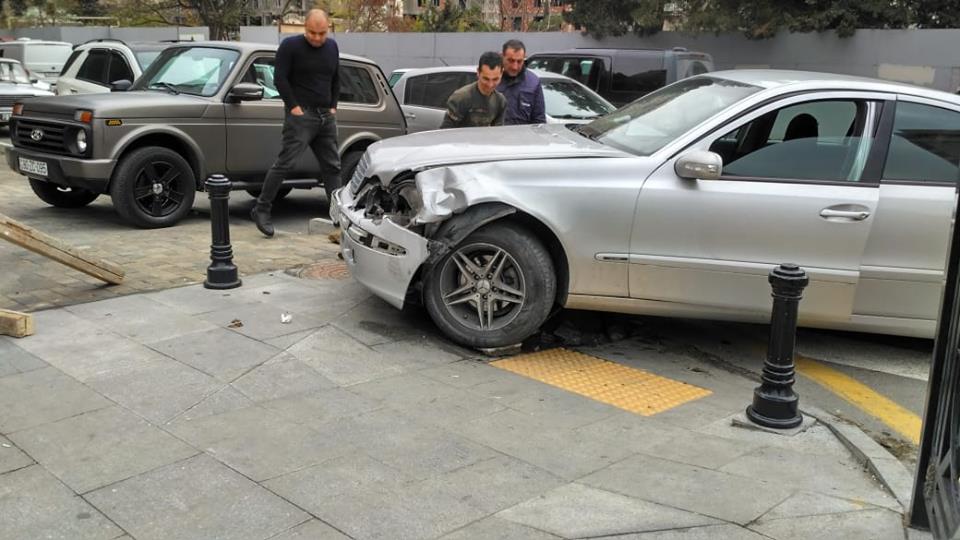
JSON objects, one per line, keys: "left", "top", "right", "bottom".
{"left": 74, "top": 38, "right": 127, "bottom": 49}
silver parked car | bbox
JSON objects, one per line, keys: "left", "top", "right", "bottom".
{"left": 0, "top": 58, "right": 53, "bottom": 125}
{"left": 391, "top": 66, "right": 615, "bottom": 132}
{"left": 334, "top": 70, "right": 960, "bottom": 348}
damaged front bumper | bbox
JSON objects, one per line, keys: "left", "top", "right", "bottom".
{"left": 333, "top": 187, "right": 430, "bottom": 309}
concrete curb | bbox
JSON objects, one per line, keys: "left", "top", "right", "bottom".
{"left": 307, "top": 218, "right": 337, "bottom": 236}
{"left": 802, "top": 405, "right": 915, "bottom": 513}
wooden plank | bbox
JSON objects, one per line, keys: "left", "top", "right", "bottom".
{"left": 0, "top": 308, "right": 34, "bottom": 338}
{"left": 0, "top": 213, "right": 124, "bottom": 285}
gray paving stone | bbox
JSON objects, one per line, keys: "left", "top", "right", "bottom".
{"left": 350, "top": 372, "right": 505, "bottom": 428}
{"left": 230, "top": 358, "right": 337, "bottom": 402}
{"left": 0, "top": 465, "right": 122, "bottom": 540}
{"left": 264, "top": 453, "right": 487, "bottom": 540}
{"left": 750, "top": 508, "right": 905, "bottom": 540}
{"left": 419, "top": 455, "right": 565, "bottom": 514}
{"left": 719, "top": 445, "right": 900, "bottom": 510}
{"left": 641, "top": 429, "right": 763, "bottom": 470}
{"left": 440, "top": 517, "right": 562, "bottom": 539}
{"left": 370, "top": 337, "right": 468, "bottom": 368}
{"left": 38, "top": 339, "right": 166, "bottom": 384}
{"left": 264, "top": 328, "right": 316, "bottom": 350}
{"left": 9, "top": 406, "right": 197, "bottom": 494}
{"left": 146, "top": 283, "right": 263, "bottom": 315}
{"left": 0, "top": 339, "right": 47, "bottom": 378}
{"left": 86, "top": 454, "right": 307, "bottom": 540}
{"left": 0, "top": 435, "right": 32, "bottom": 474}
{"left": 698, "top": 414, "right": 853, "bottom": 458}
{"left": 261, "top": 388, "right": 383, "bottom": 427}
{"left": 0, "top": 367, "right": 110, "bottom": 434}
{"left": 497, "top": 483, "right": 720, "bottom": 538}
{"left": 200, "top": 302, "right": 329, "bottom": 341}
{"left": 11, "top": 309, "right": 131, "bottom": 364}
{"left": 761, "top": 491, "right": 875, "bottom": 521}
{"left": 419, "top": 359, "right": 528, "bottom": 389}
{"left": 86, "top": 356, "right": 223, "bottom": 425}
{"left": 268, "top": 519, "right": 351, "bottom": 540}
{"left": 581, "top": 453, "right": 792, "bottom": 525}
{"left": 65, "top": 294, "right": 217, "bottom": 344}
{"left": 148, "top": 327, "right": 281, "bottom": 382}
{"left": 287, "top": 325, "right": 409, "bottom": 386}
{"left": 165, "top": 385, "right": 256, "bottom": 425}
{"left": 450, "top": 408, "right": 641, "bottom": 481}
{"left": 167, "top": 405, "right": 353, "bottom": 482}
{"left": 332, "top": 297, "right": 434, "bottom": 346}
{"left": 324, "top": 408, "right": 499, "bottom": 480}
{"left": 591, "top": 523, "right": 769, "bottom": 539}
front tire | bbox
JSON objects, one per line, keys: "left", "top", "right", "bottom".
{"left": 29, "top": 179, "right": 99, "bottom": 208}
{"left": 109, "top": 147, "right": 196, "bottom": 228}
{"left": 423, "top": 223, "right": 556, "bottom": 348}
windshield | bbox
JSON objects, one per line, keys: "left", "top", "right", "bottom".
{"left": 133, "top": 46, "right": 239, "bottom": 97}
{"left": 581, "top": 77, "right": 760, "bottom": 156}
{"left": 543, "top": 80, "right": 615, "bottom": 119}
{"left": 23, "top": 44, "right": 72, "bottom": 67}
{"left": 134, "top": 51, "right": 162, "bottom": 70}
{"left": 0, "top": 62, "right": 30, "bottom": 84}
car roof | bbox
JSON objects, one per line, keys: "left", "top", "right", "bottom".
{"left": 397, "top": 65, "right": 570, "bottom": 81}
{"left": 161, "top": 40, "right": 376, "bottom": 66}
{"left": 0, "top": 58, "right": 21, "bottom": 64}
{"left": 709, "top": 69, "right": 960, "bottom": 104}
{"left": 75, "top": 40, "right": 171, "bottom": 52}
{"left": 0, "top": 39, "right": 71, "bottom": 46}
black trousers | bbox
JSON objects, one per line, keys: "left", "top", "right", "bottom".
{"left": 258, "top": 109, "right": 341, "bottom": 209}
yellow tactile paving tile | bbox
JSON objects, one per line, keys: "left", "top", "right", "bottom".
{"left": 491, "top": 348, "right": 712, "bottom": 416}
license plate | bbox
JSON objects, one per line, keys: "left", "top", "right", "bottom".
{"left": 19, "top": 157, "right": 47, "bottom": 177}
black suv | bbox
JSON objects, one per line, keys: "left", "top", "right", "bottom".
{"left": 526, "top": 47, "right": 713, "bottom": 107}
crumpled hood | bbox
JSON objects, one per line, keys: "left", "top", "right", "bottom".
{"left": 22, "top": 91, "right": 211, "bottom": 118}
{"left": 364, "top": 123, "right": 626, "bottom": 183}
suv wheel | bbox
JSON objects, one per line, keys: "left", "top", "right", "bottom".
{"left": 423, "top": 223, "right": 556, "bottom": 349}
{"left": 29, "top": 179, "right": 99, "bottom": 208}
{"left": 110, "top": 147, "right": 196, "bottom": 228}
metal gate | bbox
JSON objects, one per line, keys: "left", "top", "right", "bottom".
{"left": 911, "top": 190, "right": 960, "bottom": 536}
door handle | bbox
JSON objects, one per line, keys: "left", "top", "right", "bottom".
{"left": 819, "top": 209, "right": 870, "bottom": 221}
{"left": 404, "top": 112, "right": 416, "bottom": 119}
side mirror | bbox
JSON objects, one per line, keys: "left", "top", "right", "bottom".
{"left": 675, "top": 150, "right": 723, "bottom": 180}
{"left": 110, "top": 79, "right": 132, "bottom": 92}
{"left": 227, "top": 82, "right": 263, "bottom": 102}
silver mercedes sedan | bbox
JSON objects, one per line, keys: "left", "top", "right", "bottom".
{"left": 333, "top": 70, "right": 960, "bottom": 348}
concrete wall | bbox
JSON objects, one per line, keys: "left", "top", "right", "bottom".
{"left": 1, "top": 26, "right": 209, "bottom": 44}
{"left": 238, "top": 27, "right": 960, "bottom": 92}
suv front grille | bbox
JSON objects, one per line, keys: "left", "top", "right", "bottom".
{"left": 0, "top": 95, "right": 35, "bottom": 108}
{"left": 14, "top": 118, "right": 69, "bottom": 154}
{"left": 349, "top": 151, "right": 371, "bottom": 193}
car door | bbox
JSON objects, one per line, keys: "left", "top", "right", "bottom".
{"left": 629, "top": 93, "right": 885, "bottom": 323}
{"left": 223, "top": 53, "right": 292, "bottom": 179}
{"left": 67, "top": 48, "right": 112, "bottom": 94}
{"left": 851, "top": 97, "right": 960, "bottom": 331}
{"left": 399, "top": 72, "right": 472, "bottom": 132}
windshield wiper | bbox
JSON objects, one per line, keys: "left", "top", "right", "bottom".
{"left": 571, "top": 124, "right": 601, "bottom": 141}
{"left": 148, "top": 82, "right": 180, "bottom": 95}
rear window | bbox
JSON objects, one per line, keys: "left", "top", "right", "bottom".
{"left": 610, "top": 52, "right": 665, "bottom": 95}
{"left": 24, "top": 44, "right": 72, "bottom": 66}
{"left": 339, "top": 64, "right": 379, "bottom": 105}
{"left": 404, "top": 72, "right": 473, "bottom": 109}
{"left": 883, "top": 102, "right": 960, "bottom": 184}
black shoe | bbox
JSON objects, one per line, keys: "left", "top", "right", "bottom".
{"left": 250, "top": 206, "right": 274, "bottom": 237}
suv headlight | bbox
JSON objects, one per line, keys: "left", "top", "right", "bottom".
{"left": 76, "top": 130, "right": 87, "bottom": 153}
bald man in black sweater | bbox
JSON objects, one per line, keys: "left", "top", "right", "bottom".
{"left": 252, "top": 9, "right": 341, "bottom": 237}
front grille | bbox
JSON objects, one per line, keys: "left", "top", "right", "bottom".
{"left": 349, "top": 151, "right": 371, "bottom": 193}
{"left": 14, "top": 118, "right": 70, "bottom": 155}
{"left": 0, "top": 95, "right": 35, "bottom": 108}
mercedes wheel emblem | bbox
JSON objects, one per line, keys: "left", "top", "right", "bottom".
{"left": 29, "top": 128, "right": 43, "bottom": 141}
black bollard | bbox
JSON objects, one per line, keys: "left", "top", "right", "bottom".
{"left": 746, "top": 263, "right": 809, "bottom": 429}
{"left": 203, "top": 174, "right": 241, "bottom": 290}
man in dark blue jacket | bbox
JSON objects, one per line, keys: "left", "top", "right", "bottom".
{"left": 252, "top": 9, "right": 340, "bottom": 237}
{"left": 497, "top": 39, "right": 546, "bottom": 125}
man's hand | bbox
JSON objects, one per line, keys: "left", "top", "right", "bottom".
{"left": 329, "top": 108, "right": 336, "bottom": 115}
{"left": 291, "top": 106, "right": 304, "bottom": 116}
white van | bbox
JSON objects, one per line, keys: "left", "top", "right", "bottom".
{"left": 0, "top": 39, "right": 73, "bottom": 84}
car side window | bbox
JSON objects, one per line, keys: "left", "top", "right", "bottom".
{"left": 108, "top": 51, "right": 134, "bottom": 83}
{"left": 77, "top": 49, "right": 109, "bottom": 85}
{"left": 61, "top": 49, "right": 82, "bottom": 76}
{"left": 404, "top": 72, "right": 467, "bottom": 109}
{"left": 241, "top": 56, "right": 280, "bottom": 99}
{"left": 882, "top": 102, "right": 960, "bottom": 184}
{"left": 611, "top": 53, "right": 666, "bottom": 96}
{"left": 339, "top": 65, "right": 379, "bottom": 105}
{"left": 709, "top": 99, "right": 874, "bottom": 182}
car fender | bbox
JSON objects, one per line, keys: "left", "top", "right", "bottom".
{"left": 338, "top": 131, "right": 381, "bottom": 156}
{"left": 425, "top": 202, "right": 517, "bottom": 266}
{"left": 109, "top": 125, "right": 208, "bottom": 182}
